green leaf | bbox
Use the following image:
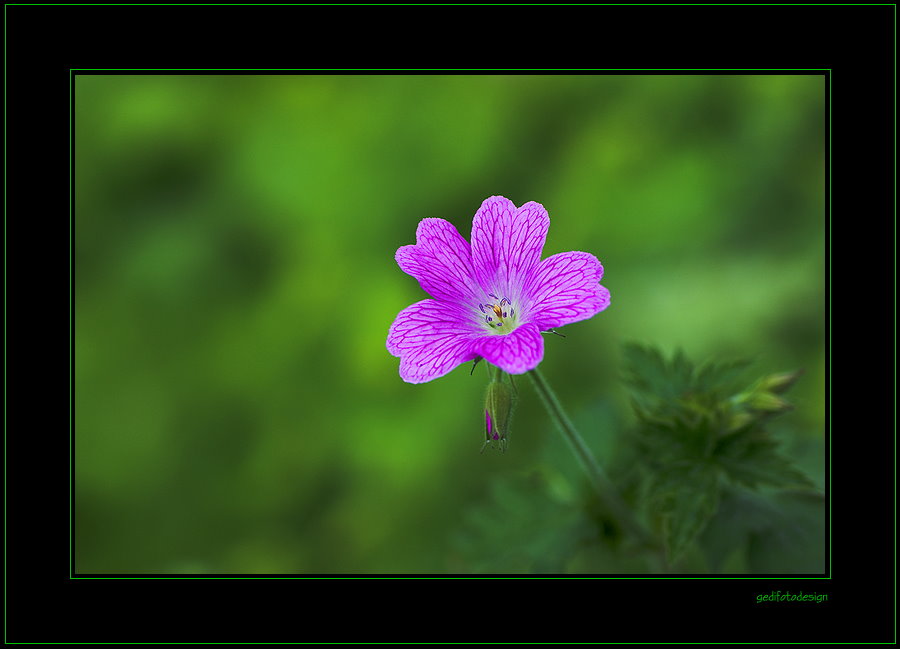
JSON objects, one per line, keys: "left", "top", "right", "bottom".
{"left": 450, "top": 470, "right": 590, "bottom": 574}
{"left": 622, "top": 343, "right": 678, "bottom": 407}
{"left": 694, "top": 358, "right": 752, "bottom": 395}
{"left": 747, "top": 490, "right": 826, "bottom": 574}
{"left": 698, "top": 487, "right": 780, "bottom": 572}
{"left": 646, "top": 465, "right": 721, "bottom": 565}
{"left": 670, "top": 348, "right": 694, "bottom": 392}
{"left": 623, "top": 343, "right": 750, "bottom": 405}
{"left": 715, "top": 428, "right": 814, "bottom": 490}
{"left": 699, "top": 487, "right": 825, "bottom": 574}
{"left": 620, "top": 344, "right": 814, "bottom": 568}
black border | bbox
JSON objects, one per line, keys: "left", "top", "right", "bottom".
{"left": 6, "top": 3, "right": 895, "bottom": 645}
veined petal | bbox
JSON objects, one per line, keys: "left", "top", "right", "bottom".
{"left": 473, "top": 323, "right": 544, "bottom": 375}
{"left": 523, "top": 251, "right": 609, "bottom": 330}
{"left": 395, "top": 218, "right": 481, "bottom": 304}
{"left": 387, "top": 299, "right": 481, "bottom": 384}
{"left": 471, "top": 197, "right": 549, "bottom": 298}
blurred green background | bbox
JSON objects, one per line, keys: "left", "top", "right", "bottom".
{"left": 75, "top": 74, "right": 825, "bottom": 574}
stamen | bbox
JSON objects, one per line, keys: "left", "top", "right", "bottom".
{"left": 478, "top": 296, "right": 517, "bottom": 331}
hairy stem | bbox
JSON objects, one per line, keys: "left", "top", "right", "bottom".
{"left": 528, "top": 367, "right": 657, "bottom": 550}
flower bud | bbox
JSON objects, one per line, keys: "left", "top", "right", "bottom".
{"left": 745, "top": 391, "right": 793, "bottom": 414}
{"left": 757, "top": 369, "right": 804, "bottom": 395}
{"left": 482, "top": 376, "right": 516, "bottom": 453}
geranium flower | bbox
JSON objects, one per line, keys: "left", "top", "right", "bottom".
{"left": 387, "top": 196, "right": 610, "bottom": 383}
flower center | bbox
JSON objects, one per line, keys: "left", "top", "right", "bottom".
{"left": 478, "top": 294, "right": 517, "bottom": 333}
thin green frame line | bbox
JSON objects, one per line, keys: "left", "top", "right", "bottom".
{"left": 69, "top": 62, "right": 75, "bottom": 574}
{"left": 3, "top": 639, "right": 892, "bottom": 646}
{"left": 70, "top": 575, "right": 831, "bottom": 579}
{"left": 889, "top": 10, "right": 900, "bottom": 648}
{"left": 68, "top": 68, "right": 831, "bottom": 71}
{"left": 3, "top": 0, "right": 7, "bottom": 644}
{"left": 7, "top": 2, "right": 900, "bottom": 5}
{"left": 66, "top": 69, "right": 834, "bottom": 581}
{"left": 827, "top": 72, "right": 833, "bottom": 579}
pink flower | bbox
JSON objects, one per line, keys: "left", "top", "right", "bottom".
{"left": 387, "top": 196, "right": 610, "bottom": 383}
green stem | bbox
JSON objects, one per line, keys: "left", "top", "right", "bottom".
{"left": 527, "top": 367, "right": 657, "bottom": 550}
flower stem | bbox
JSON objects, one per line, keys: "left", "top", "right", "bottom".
{"left": 527, "top": 367, "right": 657, "bottom": 550}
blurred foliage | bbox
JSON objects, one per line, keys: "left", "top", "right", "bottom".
{"left": 454, "top": 345, "right": 824, "bottom": 573}
{"left": 75, "top": 74, "right": 825, "bottom": 574}
{"left": 621, "top": 344, "right": 820, "bottom": 568}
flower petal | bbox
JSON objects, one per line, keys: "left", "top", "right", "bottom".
{"left": 473, "top": 323, "right": 544, "bottom": 375}
{"left": 395, "top": 218, "right": 481, "bottom": 305}
{"left": 523, "top": 251, "right": 609, "bottom": 330}
{"left": 470, "top": 197, "right": 549, "bottom": 298}
{"left": 387, "top": 299, "right": 481, "bottom": 383}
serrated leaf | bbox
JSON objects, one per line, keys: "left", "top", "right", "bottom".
{"left": 715, "top": 429, "right": 814, "bottom": 490}
{"left": 747, "top": 490, "right": 826, "bottom": 574}
{"left": 670, "top": 348, "right": 695, "bottom": 391}
{"left": 698, "top": 487, "right": 780, "bottom": 572}
{"left": 646, "top": 465, "right": 721, "bottom": 565}
{"left": 619, "top": 344, "right": 814, "bottom": 570}
{"left": 625, "top": 343, "right": 750, "bottom": 402}
{"left": 694, "top": 358, "right": 751, "bottom": 395}
{"left": 622, "top": 343, "right": 666, "bottom": 385}
{"left": 622, "top": 343, "right": 683, "bottom": 401}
